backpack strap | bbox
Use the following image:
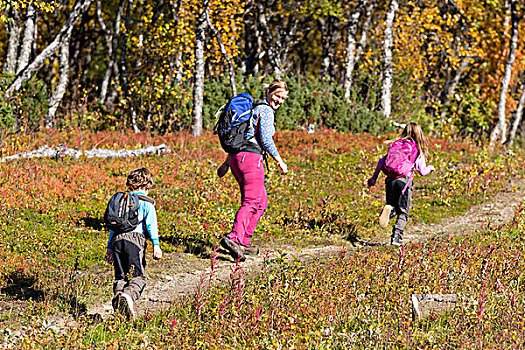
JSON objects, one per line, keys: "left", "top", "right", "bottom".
{"left": 400, "top": 137, "right": 418, "bottom": 195}
{"left": 127, "top": 187, "right": 156, "bottom": 206}
{"left": 401, "top": 170, "right": 414, "bottom": 195}
{"left": 252, "top": 101, "right": 272, "bottom": 172}
{"left": 138, "top": 194, "right": 155, "bottom": 206}
{"left": 249, "top": 100, "right": 270, "bottom": 135}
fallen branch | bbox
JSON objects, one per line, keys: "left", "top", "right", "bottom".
{"left": 1, "top": 144, "right": 171, "bottom": 162}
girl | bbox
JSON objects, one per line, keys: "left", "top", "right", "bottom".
{"left": 367, "top": 122, "right": 435, "bottom": 245}
{"left": 217, "top": 80, "right": 289, "bottom": 261}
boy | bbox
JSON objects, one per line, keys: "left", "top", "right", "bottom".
{"left": 104, "top": 167, "right": 162, "bottom": 320}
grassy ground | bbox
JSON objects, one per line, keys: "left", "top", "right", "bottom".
{"left": 0, "top": 129, "right": 522, "bottom": 348}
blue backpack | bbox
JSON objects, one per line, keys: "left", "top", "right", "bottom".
{"left": 214, "top": 93, "right": 267, "bottom": 154}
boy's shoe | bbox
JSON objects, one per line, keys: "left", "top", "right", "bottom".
{"left": 241, "top": 245, "right": 259, "bottom": 256}
{"left": 220, "top": 237, "right": 246, "bottom": 262}
{"left": 118, "top": 292, "right": 135, "bottom": 321}
{"left": 379, "top": 205, "right": 393, "bottom": 228}
{"left": 111, "top": 292, "right": 122, "bottom": 312}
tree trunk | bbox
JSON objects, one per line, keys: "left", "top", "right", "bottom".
{"left": 6, "top": 0, "right": 94, "bottom": 95}
{"left": 191, "top": 2, "right": 208, "bottom": 137}
{"left": 4, "top": 8, "right": 21, "bottom": 74}
{"left": 508, "top": 82, "right": 525, "bottom": 146}
{"left": 490, "top": 0, "right": 518, "bottom": 146}
{"left": 16, "top": 4, "right": 37, "bottom": 74}
{"left": 205, "top": 7, "right": 236, "bottom": 96}
{"left": 46, "top": 34, "right": 71, "bottom": 128}
{"left": 356, "top": 0, "right": 374, "bottom": 59}
{"left": 319, "top": 17, "right": 330, "bottom": 78}
{"left": 440, "top": 55, "right": 471, "bottom": 121}
{"left": 343, "top": 0, "right": 368, "bottom": 100}
{"left": 381, "top": 0, "right": 398, "bottom": 119}
{"left": 97, "top": 0, "right": 124, "bottom": 104}
{"left": 174, "top": 50, "right": 183, "bottom": 84}
{"left": 118, "top": 0, "right": 140, "bottom": 133}
{"left": 242, "top": 3, "right": 258, "bottom": 77}
{"left": 256, "top": 1, "right": 281, "bottom": 79}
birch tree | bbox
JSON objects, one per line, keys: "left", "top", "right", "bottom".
{"left": 4, "top": 7, "right": 21, "bottom": 74}
{"left": 16, "top": 3, "right": 36, "bottom": 74}
{"left": 6, "top": 0, "right": 94, "bottom": 95}
{"left": 191, "top": 0, "right": 208, "bottom": 137}
{"left": 256, "top": 0, "right": 282, "bottom": 79}
{"left": 343, "top": 0, "right": 374, "bottom": 100}
{"left": 97, "top": 0, "right": 124, "bottom": 105}
{"left": 46, "top": 33, "right": 71, "bottom": 127}
{"left": 254, "top": 0, "right": 306, "bottom": 80}
{"left": 509, "top": 77, "right": 525, "bottom": 146}
{"left": 381, "top": 0, "right": 398, "bottom": 119}
{"left": 206, "top": 6, "right": 236, "bottom": 96}
{"left": 490, "top": 0, "right": 519, "bottom": 146}
{"left": 118, "top": 0, "right": 140, "bottom": 133}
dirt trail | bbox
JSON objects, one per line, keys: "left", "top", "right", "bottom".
{"left": 90, "top": 244, "right": 345, "bottom": 319}
{"left": 406, "top": 178, "right": 524, "bottom": 243}
{"left": 88, "top": 178, "right": 525, "bottom": 320}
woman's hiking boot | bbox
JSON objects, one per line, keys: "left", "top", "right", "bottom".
{"left": 241, "top": 245, "right": 259, "bottom": 255}
{"left": 220, "top": 237, "right": 246, "bottom": 262}
{"left": 379, "top": 204, "right": 393, "bottom": 228}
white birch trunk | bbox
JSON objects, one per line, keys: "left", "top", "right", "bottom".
{"left": 343, "top": 0, "right": 368, "bottom": 100}
{"left": 381, "top": 0, "right": 398, "bottom": 119}
{"left": 490, "top": 0, "right": 518, "bottom": 146}
{"left": 16, "top": 4, "right": 36, "bottom": 74}
{"left": 440, "top": 55, "right": 471, "bottom": 121}
{"left": 205, "top": 8, "right": 236, "bottom": 96}
{"left": 6, "top": 0, "right": 94, "bottom": 95}
{"left": 508, "top": 84, "right": 525, "bottom": 146}
{"left": 174, "top": 50, "right": 183, "bottom": 84}
{"left": 46, "top": 34, "right": 71, "bottom": 127}
{"left": 97, "top": 0, "right": 124, "bottom": 104}
{"left": 257, "top": 1, "right": 281, "bottom": 79}
{"left": 191, "top": 3, "right": 208, "bottom": 137}
{"left": 356, "top": 0, "right": 374, "bottom": 59}
{"left": 4, "top": 8, "right": 21, "bottom": 74}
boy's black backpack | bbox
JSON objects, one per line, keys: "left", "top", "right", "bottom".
{"left": 214, "top": 93, "right": 268, "bottom": 154}
{"left": 104, "top": 191, "right": 155, "bottom": 233}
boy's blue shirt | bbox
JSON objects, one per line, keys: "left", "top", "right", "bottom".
{"left": 107, "top": 190, "right": 159, "bottom": 249}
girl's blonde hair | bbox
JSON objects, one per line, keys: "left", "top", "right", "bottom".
{"left": 264, "top": 80, "right": 288, "bottom": 97}
{"left": 401, "top": 122, "right": 430, "bottom": 157}
{"left": 126, "top": 167, "right": 155, "bottom": 191}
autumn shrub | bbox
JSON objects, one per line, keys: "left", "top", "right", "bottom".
{"left": 0, "top": 129, "right": 523, "bottom": 347}
{"left": 202, "top": 73, "right": 392, "bottom": 135}
{"left": 15, "top": 217, "right": 525, "bottom": 348}
{"left": 0, "top": 73, "right": 49, "bottom": 135}
{"left": 448, "top": 83, "right": 495, "bottom": 138}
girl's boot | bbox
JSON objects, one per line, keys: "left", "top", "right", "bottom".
{"left": 391, "top": 229, "right": 403, "bottom": 246}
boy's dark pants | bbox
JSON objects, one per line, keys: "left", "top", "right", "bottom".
{"left": 385, "top": 177, "right": 413, "bottom": 235}
{"left": 111, "top": 231, "right": 147, "bottom": 302}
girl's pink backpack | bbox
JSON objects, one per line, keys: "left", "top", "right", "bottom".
{"left": 382, "top": 137, "right": 419, "bottom": 179}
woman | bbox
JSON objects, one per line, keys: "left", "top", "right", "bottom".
{"left": 217, "top": 80, "right": 289, "bottom": 261}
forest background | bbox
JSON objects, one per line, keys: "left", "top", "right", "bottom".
{"left": 0, "top": 0, "right": 524, "bottom": 146}
{"left": 1, "top": 0, "right": 525, "bottom": 348}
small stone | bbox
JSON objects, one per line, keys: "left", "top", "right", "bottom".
{"left": 412, "top": 294, "right": 457, "bottom": 321}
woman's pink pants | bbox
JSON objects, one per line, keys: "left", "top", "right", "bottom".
{"left": 227, "top": 152, "right": 267, "bottom": 246}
